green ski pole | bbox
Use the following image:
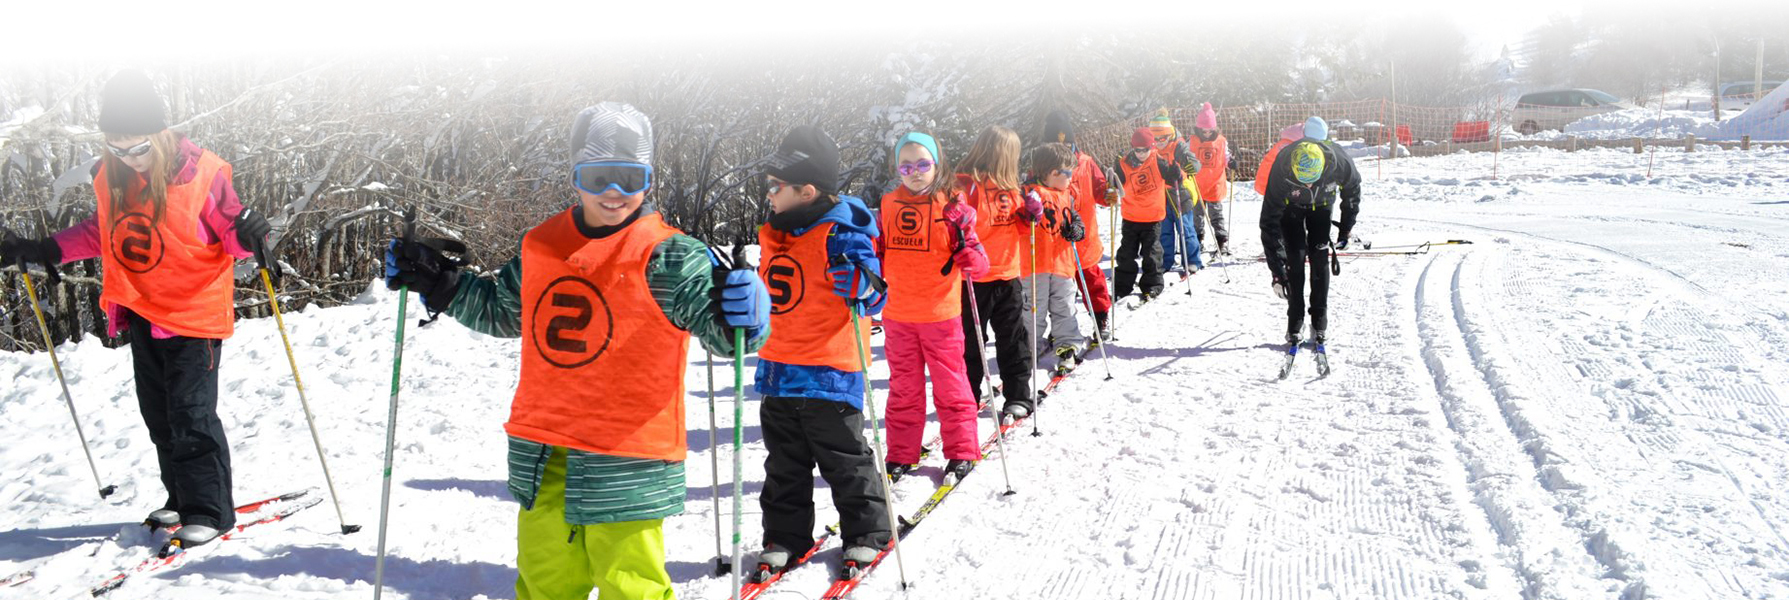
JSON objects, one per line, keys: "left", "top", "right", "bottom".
{"left": 372, "top": 209, "right": 416, "bottom": 600}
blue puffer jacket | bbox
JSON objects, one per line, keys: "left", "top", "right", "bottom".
{"left": 754, "top": 195, "right": 886, "bottom": 409}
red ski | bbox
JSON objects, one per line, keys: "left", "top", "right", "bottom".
{"left": 818, "top": 404, "right": 1038, "bottom": 599}
{"left": 89, "top": 489, "right": 320, "bottom": 597}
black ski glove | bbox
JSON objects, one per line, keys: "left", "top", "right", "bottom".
{"left": 0, "top": 232, "right": 61, "bottom": 271}
{"left": 1157, "top": 159, "right": 1180, "bottom": 183}
{"left": 1061, "top": 209, "right": 1086, "bottom": 243}
{"left": 384, "top": 238, "right": 464, "bottom": 314}
{"left": 235, "top": 207, "right": 275, "bottom": 280}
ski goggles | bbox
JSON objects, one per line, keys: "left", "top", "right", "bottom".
{"left": 104, "top": 139, "right": 154, "bottom": 158}
{"left": 896, "top": 159, "right": 934, "bottom": 177}
{"left": 572, "top": 161, "right": 652, "bottom": 196}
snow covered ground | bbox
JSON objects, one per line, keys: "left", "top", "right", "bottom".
{"left": 2, "top": 145, "right": 1787, "bottom": 600}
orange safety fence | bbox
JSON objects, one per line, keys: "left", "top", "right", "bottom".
{"left": 1082, "top": 93, "right": 1789, "bottom": 185}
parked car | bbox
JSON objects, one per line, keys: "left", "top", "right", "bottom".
{"left": 1512, "top": 88, "right": 1634, "bottom": 134}
{"left": 1718, "top": 81, "right": 1782, "bottom": 112}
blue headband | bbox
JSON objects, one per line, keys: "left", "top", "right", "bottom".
{"left": 895, "top": 132, "right": 940, "bottom": 164}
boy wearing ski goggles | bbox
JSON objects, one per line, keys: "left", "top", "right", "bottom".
{"left": 571, "top": 161, "right": 653, "bottom": 226}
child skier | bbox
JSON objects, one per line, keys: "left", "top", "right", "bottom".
{"left": 956, "top": 126, "right": 1043, "bottom": 423}
{"left": 383, "top": 102, "right": 770, "bottom": 600}
{"left": 1020, "top": 143, "right": 1089, "bottom": 375}
{"left": 1261, "top": 117, "right": 1362, "bottom": 346}
{"left": 1187, "top": 103, "right": 1231, "bottom": 256}
{"left": 751, "top": 125, "right": 896, "bottom": 573}
{"left": 0, "top": 70, "right": 269, "bottom": 548}
{"left": 878, "top": 131, "right": 988, "bottom": 480}
{"left": 1040, "top": 110, "right": 1114, "bottom": 342}
{"left": 1111, "top": 127, "right": 1167, "bottom": 301}
{"left": 1149, "top": 111, "right": 1204, "bottom": 280}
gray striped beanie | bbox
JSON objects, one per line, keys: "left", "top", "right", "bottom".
{"left": 570, "top": 102, "right": 654, "bottom": 166}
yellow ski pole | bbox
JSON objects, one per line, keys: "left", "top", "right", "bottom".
{"left": 19, "top": 269, "right": 116, "bottom": 499}
{"left": 259, "top": 267, "right": 359, "bottom": 534}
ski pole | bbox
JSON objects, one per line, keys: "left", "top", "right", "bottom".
{"left": 848, "top": 302, "right": 908, "bottom": 588}
{"left": 706, "top": 352, "right": 728, "bottom": 577}
{"left": 260, "top": 266, "right": 359, "bottom": 535}
{"left": 1358, "top": 240, "right": 1472, "bottom": 250}
{"left": 962, "top": 278, "right": 1016, "bottom": 494}
{"left": 1068, "top": 239, "right": 1114, "bottom": 381}
{"left": 1028, "top": 221, "right": 1041, "bottom": 438}
{"left": 1218, "top": 179, "right": 1234, "bottom": 284}
{"left": 1169, "top": 184, "right": 1192, "bottom": 295}
{"left": 1109, "top": 193, "right": 1120, "bottom": 334}
{"left": 373, "top": 208, "right": 417, "bottom": 600}
{"left": 948, "top": 206, "right": 1017, "bottom": 496}
{"left": 17, "top": 267, "right": 116, "bottom": 500}
{"left": 727, "top": 239, "right": 755, "bottom": 600}
{"left": 729, "top": 328, "right": 745, "bottom": 600}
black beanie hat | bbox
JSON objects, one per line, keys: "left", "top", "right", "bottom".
{"left": 761, "top": 125, "right": 840, "bottom": 196}
{"left": 1042, "top": 110, "right": 1076, "bottom": 146}
{"left": 98, "top": 70, "right": 167, "bottom": 136}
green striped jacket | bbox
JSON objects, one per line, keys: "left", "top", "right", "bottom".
{"left": 446, "top": 208, "right": 763, "bottom": 524}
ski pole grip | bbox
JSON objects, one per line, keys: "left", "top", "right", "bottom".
{"left": 401, "top": 207, "right": 417, "bottom": 244}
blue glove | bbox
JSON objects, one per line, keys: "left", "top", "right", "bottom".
{"left": 715, "top": 269, "right": 770, "bottom": 331}
{"left": 829, "top": 263, "right": 876, "bottom": 300}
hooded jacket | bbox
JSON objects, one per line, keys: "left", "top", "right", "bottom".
{"left": 754, "top": 194, "right": 886, "bottom": 407}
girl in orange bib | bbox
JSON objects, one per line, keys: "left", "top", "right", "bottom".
{"left": 877, "top": 132, "right": 988, "bottom": 479}
{"left": 0, "top": 71, "right": 273, "bottom": 548}
{"left": 956, "top": 126, "right": 1043, "bottom": 422}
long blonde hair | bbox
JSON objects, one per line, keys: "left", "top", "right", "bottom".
{"left": 101, "top": 129, "right": 180, "bottom": 224}
{"left": 956, "top": 126, "right": 1021, "bottom": 191}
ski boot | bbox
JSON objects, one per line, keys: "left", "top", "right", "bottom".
{"left": 1000, "top": 402, "right": 1031, "bottom": 427}
{"left": 145, "top": 509, "right": 179, "bottom": 529}
{"left": 161, "top": 524, "right": 220, "bottom": 557}
{"left": 839, "top": 533, "right": 891, "bottom": 579}
{"left": 885, "top": 462, "right": 915, "bottom": 482}
{"left": 1054, "top": 346, "right": 1079, "bottom": 375}
{"left": 1277, "top": 327, "right": 1302, "bottom": 380}
{"left": 942, "top": 459, "right": 976, "bottom": 486}
{"left": 1312, "top": 329, "right": 1331, "bottom": 376}
{"left": 753, "top": 543, "right": 795, "bottom": 582}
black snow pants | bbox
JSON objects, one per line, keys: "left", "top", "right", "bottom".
{"left": 128, "top": 312, "right": 236, "bottom": 530}
{"left": 759, "top": 396, "right": 891, "bottom": 554}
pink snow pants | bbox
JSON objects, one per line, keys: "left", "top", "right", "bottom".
{"left": 883, "top": 318, "right": 980, "bottom": 463}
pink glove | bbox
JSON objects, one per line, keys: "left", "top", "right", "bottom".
{"left": 953, "top": 242, "right": 989, "bottom": 280}
{"left": 943, "top": 195, "right": 977, "bottom": 231}
{"left": 1017, "top": 191, "right": 1044, "bottom": 224}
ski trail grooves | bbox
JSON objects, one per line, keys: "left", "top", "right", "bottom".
{"left": 1413, "top": 250, "right": 1612, "bottom": 600}
{"left": 1452, "top": 234, "right": 1789, "bottom": 600}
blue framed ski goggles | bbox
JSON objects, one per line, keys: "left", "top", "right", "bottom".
{"left": 572, "top": 161, "right": 652, "bottom": 196}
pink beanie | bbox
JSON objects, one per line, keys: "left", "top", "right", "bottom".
{"left": 1195, "top": 103, "right": 1217, "bottom": 130}
{"left": 1279, "top": 122, "right": 1304, "bottom": 142}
